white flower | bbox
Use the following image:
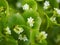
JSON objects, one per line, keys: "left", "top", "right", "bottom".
{"left": 39, "top": 31, "right": 47, "bottom": 39}
{"left": 36, "top": 31, "right": 48, "bottom": 43}
{"left": 43, "top": 1, "right": 50, "bottom": 9}
{"left": 27, "top": 17, "right": 34, "bottom": 27}
{"left": 57, "top": 10, "right": 60, "bottom": 15}
{"left": 56, "top": 0, "right": 60, "bottom": 3}
{"left": 50, "top": 17, "right": 56, "bottom": 22}
{"left": 23, "top": 4, "right": 29, "bottom": 10}
{"left": 14, "top": 25, "right": 24, "bottom": 34}
{"left": 54, "top": 8, "right": 60, "bottom": 15}
{"left": 16, "top": 2, "right": 21, "bottom": 8}
{"left": 23, "top": 35, "right": 28, "bottom": 41}
{"left": 5, "top": 27, "right": 11, "bottom": 35}
{"left": 18, "top": 35, "right": 28, "bottom": 41}
{"left": 18, "top": 34, "right": 23, "bottom": 40}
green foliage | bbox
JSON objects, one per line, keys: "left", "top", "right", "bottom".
{"left": 0, "top": 0, "right": 60, "bottom": 45}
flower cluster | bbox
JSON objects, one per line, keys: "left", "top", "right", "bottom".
{"left": 13, "top": 25, "right": 28, "bottom": 41}
{"left": 18, "top": 35, "right": 28, "bottom": 41}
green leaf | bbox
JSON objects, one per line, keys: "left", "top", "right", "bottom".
{"left": 0, "top": 0, "right": 7, "bottom": 7}
{"left": 56, "top": 16, "right": 60, "bottom": 24}
{"left": 46, "top": 18, "right": 60, "bottom": 45}
{"left": 0, "top": 36, "right": 18, "bottom": 45}
{"left": 48, "top": 0, "right": 59, "bottom": 8}
{"left": 8, "top": 13, "right": 25, "bottom": 28}
{"left": 22, "top": 10, "right": 41, "bottom": 30}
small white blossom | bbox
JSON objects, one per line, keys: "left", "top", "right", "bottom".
{"left": 56, "top": 0, "right": 60, "bottom": 3}
{"left": 39, "top": 31, "right": 47, "bottom": 39}
{"left": 14, "top": 25, "right": 24, "bottom": 34}
{"left": 5, "top": 27, "right": 11, "bottom": 35}
{"left": 18, "top": 34, "right": 23, "bottom": 40}
{"left": 43, "top": 1, "right": 50, "bottom": 9}
{"left": 23, "top": 35, "right": 28, "bottom": 41}
{"left": 23, "top": 4, "right": 29, "bottom": 10}
{"left": 27, "top": 17, "right": 34, "bottom": 27}
{"left": 16, "top": 2, "right": 21, "bottom": 8}
{"left": 54, "top": 8, "right": 60, "bottom": 15}
{"left": 36, "top": 31, "right": 48, "bottom": 43}
{"left": 50, "top": 17, "right": 56, "bottom": 22}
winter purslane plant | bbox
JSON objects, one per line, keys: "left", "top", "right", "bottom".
{"left": 0, "top": 0, "right": 60, "bottom": 45}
